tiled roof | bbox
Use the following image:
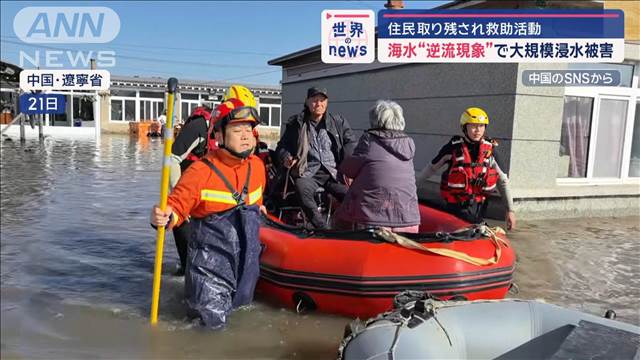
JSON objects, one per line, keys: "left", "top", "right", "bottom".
{"left": 111, "top": 75, "right": 281, "bottom": 95}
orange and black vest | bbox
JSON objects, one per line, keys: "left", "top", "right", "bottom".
{"left": 440, "top": 136, "right": 499, "bottom": 205}
{"left": 200, "top": 158, "right": 257, "bottom": 210}
{"left": 168, "top": 150, "right": 265, "bottom": 226}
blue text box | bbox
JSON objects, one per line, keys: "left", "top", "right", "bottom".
{"left": 378, "top": 9, "right": 624, "bottom": 39}
{"left": 19, "top": 94, "right": 66, "bottom": 114}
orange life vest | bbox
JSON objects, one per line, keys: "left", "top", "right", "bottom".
{"left": 440, "top": 136, "right": 499, "bottom": 205}
{"left": 168, "top": 150, "right": 265, "bottom": 226}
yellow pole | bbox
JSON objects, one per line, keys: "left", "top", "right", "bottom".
{"left": 150, "top": 77, "right": 178, "bottom": 325}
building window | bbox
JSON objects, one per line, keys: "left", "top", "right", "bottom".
{"left": 139, "top": 91, "right": 164, "bottom": 99}
{"left": 181, "top": 102, "right": 189, "bottom": 123}
{"left": 181, "top": 93, "right": 200, "bottom": 100}
{"left": 1, "top": 89, "right": 17, "bottom": 115}
{"left": 180, "top": 101, "right": 199, "bottom": 122}
{"left": 592, "top": 99, "right": 628, "bottom": 178}
{"left": 271, "top": 107, "right": 280, "bottom": 127}
{"left": 559, "top": 94, "right": 639, "bottom": 181}
{"left": 73, "top": 96, "right": 94, "bottom": 121}
{"left": 110, "top": 98, "right": 138, "bottom": 122}
{"left": 259, "top": 97, "right": 281, "bottom": 105}
{"left": 559, "top": 96, "right": 593, "bottom": 178}
{"left": 629, "top": 102, "right": 640, "bottom": 177}
{"left": 125, "top": 100, "right": 135, "bottom": 121}
{"left": 111, "top": 89, "right": 136, "bottom": 97}
{"left": 200, "top": 100, "right": 217, "bottom": 110}
{"left": 260, "top": 107, "right": 270, "bottom": 126}
{"left": 111, "top": 99, "right": 123, "bottom": 121}
{"left": 139, "top": 100, "right": 163, "bottom": 121}
{"left": 144, "top": 101, "right": 151, "bottom": 120}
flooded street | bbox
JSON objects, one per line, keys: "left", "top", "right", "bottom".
{"left": 1, "top": 135, "right": 638, "bottom": 359}
{"left": 508, "top": 217, "right": 640, "bottom": 325}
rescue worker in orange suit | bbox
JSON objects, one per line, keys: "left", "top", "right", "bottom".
{"left": 417, "top": 107, "right": 516, "bottom": 230}
{"left": 150, "top": 97, "right": 266, "bottom": 328}
{"left": 168, "top": 85, "right": 256, "bottom": 275}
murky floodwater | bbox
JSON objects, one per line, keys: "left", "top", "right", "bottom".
{"left": 1, "top": 134, "right": 638, "bottom": 359}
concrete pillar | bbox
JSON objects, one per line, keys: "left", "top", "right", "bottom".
{"left": 68, "top": 92, "right": 73, "bottom": 127}
{"left": 38, "top": 113, "right": 43, "bottom": 141}
{"left": 100, "top": 92, "right": 110, "bottom": 133}
{"left": 135, "top": 90, "right": 140, "bottom": 121}
{"left": 175, "top": 92, "right": 182, "bottom": 124}
{"left": 90, "top": 58, "right": 100, "bottom": 141}
{"left": 19, "top": 115, "right": 25, "bottom": 143}
{"left": 93, "top": 93, "right": 101, "bottom": 141}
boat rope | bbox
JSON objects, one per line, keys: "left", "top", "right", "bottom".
{"left": 433, "top": 314, "right": 453, "bottom": 347}
{"left": 508, "top": 282, "right": 520, "bottom": 295}
{"left": 387, "top": 325, "right": 402, "bottom": 360}
{"left": 373, "top": 225, "right": 509, "bottom": 267}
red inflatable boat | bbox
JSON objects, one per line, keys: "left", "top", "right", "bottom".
{"left": 256, "top": 203, "right": 516, "bottom": 319}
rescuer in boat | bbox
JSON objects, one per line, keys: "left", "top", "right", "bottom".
{"left": 167, "top": 85, "right": 256, "bottom": 275}
{"left": 334, "top": 100, "right": 420, "bottom": 233}
{"left": 417, "top": 107, "right": 516, "bottom": 230}
{"left": 275, "top": 86, "right": 357, "bottom": 229}
{"left": 150, "top": 96, "right": 266, "bottom": 328}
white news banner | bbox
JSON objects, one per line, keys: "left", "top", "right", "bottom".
{"left": 377, "top": 38, "right": 625, "bottom": 63}
{"left": 20, "top": 69, "right": 111, "bottom": 91}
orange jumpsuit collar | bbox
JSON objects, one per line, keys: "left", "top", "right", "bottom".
{"left": 213, "top": 148, "right": 252, "bottom": 168}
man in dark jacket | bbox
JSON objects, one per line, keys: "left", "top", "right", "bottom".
{"left": 275, "top": 87, "right": 357, "bottom": 229}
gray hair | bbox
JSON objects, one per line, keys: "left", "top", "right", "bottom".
{"left": 369, "top": 100, "right": 405, "bottom": 131}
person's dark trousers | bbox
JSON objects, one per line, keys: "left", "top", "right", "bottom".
{"left": 172, "top": 220, "right": 192, "bottom": 272}
{"left": 445, "top": 200, "right": 489, "bottom": 224}
{"left": 185, "top": 205, "right": 261, "bottom": 328}
{"left": 294, "top": 170, "right": 347, "bottom": 228}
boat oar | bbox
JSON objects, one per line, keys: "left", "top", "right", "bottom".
{"left": 150, "top": 77, "right": 178, "bottom": 325}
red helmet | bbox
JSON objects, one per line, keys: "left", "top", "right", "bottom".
{"left": 190, "top": 106, "right": 212, "bottom": 121}
{"left": 211, "top": 98, "right": 260, "bottom": 132}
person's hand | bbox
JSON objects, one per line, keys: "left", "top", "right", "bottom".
{"left": 150, "top": 205, "right": 174, "bottom": 229}
{"left": 259, "top": 205, "right": 268, "bottom": 216}
{"left": 283, "top": 156, "right": 297, "bottom": 169}
{"left": 506, "top": 211, "right": 516, "bottom": 230}
{"left": 343, "top": 176, "right": 353, "bottom": 187}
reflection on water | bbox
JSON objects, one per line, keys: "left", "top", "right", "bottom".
{"left": 509, "top": 217, "right": 640, "bottom": 325}
{"left": 1, "top": 134, "right": 638, "bottom": 358}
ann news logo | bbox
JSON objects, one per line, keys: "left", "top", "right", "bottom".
{"left": 321, "top": 10, "right": 374, "bottom": 64}
{"left": 13, "top": 7, "right": 120, "bottom": 68}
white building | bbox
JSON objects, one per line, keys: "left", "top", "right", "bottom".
{"left": 1, "top": 65, "right": 282, "bottom": 139}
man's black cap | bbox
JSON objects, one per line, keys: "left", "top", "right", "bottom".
{"left": 306, "top": 86, "right": 328, "bottom": 99}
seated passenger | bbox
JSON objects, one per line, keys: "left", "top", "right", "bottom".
{"left": 334, "top": 100, "right": 420, "bottom": 233}
{"left": 275, "top": 87, "right": 357, "bottom": 229}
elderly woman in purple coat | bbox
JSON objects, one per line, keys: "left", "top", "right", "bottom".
{"left": 334, "top": 100, "right": 420, "bottom": 233}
